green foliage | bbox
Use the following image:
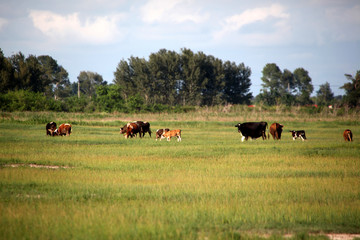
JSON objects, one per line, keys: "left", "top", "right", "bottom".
{"left": 316, "top": 82, "right": 334, "bottom": 106}
{"left": 257, "top": 64, "right": 314, "bottom": 106}
{"left": 114, "top": 48, "right": 252, "bottom": 106}
{"left": 341, "top": 71, "right": 360, "bottom": 108}
{"left": 0, "top": 90, "right": 52, "bottom": 111}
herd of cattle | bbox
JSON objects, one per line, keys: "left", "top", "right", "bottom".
{"left": 45, "top": 121, "right": 353, "bottom": 142}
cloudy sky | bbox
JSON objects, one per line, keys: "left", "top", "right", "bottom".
{"left": 1, "top": 0, "right": 359, "bottom": 96}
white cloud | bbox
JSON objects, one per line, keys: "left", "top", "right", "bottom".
{"left": 29, "top": 10, "right": 124, "bottom": 44}
{"left": 0, "top": 18, "right": 8, "bottom": 30}
{"left": 140, "top": 0, "right": 208, "bottom": 24}
{"left": 213, "top": 4, "right": 290, "bottom": 45}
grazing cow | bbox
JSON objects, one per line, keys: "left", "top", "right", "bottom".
{"left": 46, "top": 122, "right": 57, "bottom": 136}
{"left": 289, "top": 130, "right": 306, "bottom": 141}
{"left": 343, "top": 129, "right": 353, "bottom": 142}
{"left": 269, "top": 123, "right": 283, "bottom": 140}
{"left": 163, "top": 129, "right": 181, "bottom": 142}
{"left": 120, "top": 122, "right": 141, "bottom": 139}
{"left": 54, "top": 123, "right": 72, "bottom": 136}
{"left": 156, "top": 128, "right": 170, "bottom": 141}
{"left": 234, "top": 122, "right": 268, "bottom": 142}
{"left": 135, "top": 121, "right": 152, "bottom": 138}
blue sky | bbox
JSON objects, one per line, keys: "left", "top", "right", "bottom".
{"left": 1, "top": 0, "right": 359, "bottom": 96}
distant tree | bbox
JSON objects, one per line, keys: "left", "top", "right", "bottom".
{"left": 149, "top": 49, "right": 181, "bottom": 105}
{"left": 223, "top": 61, "right": 252, "bottom": 104}
{"left": 0, "top": 49, "right": 15, "bottom": 93}
{"left": 77, "top": 71, "right": 105, "bottom": 98}
{"left": 37, "top": 55, "right": 71, "bottom": 100}
{"left": 179, "top": 48, "right": 203, "bottom": 105}
{"left": 341, "top": 70, "right": 360, "bottom": 107}
{"left": 114, "top": 59, "right": 135, "bottom": 100}
{"left": 257, "top": 64, "right": 313, "bottom": 106}
{"left": 316, "top": 82, "right": 334, "bottom": 106}
{"left": 293, "top": 68, "right": 313, "bottom": 105}
{"left": 258, "top": 63, "right": 283, "bottom": 105}
{"left": 95, "top": 84, "right": 124, "bottom": 112}
{"left": 114, "top": 48, "right": 252, "bottom": 107}
{"left": 8, "top": 53, "right": 48, "bottom": 93}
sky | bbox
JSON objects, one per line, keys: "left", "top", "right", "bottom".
{"left": 1, "top": 0, "right": 359, "bottom": 97}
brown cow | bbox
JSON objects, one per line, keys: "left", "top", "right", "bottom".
{"left": 54, "top": 123, "right": 72, "bottom": 136}
{"left": 343, "top": 129, "right": 353, "bottom": 142}
{"left": 120, "top": 122, "right": 140, "bottom": 139}
{"left": 163, "top": 129, "right": 181, "bottom": 142}
{"left": 156, "top": 128, "right": 169, "bottom": 141}
{"left": 269, "top": 123, "right": 283, "bottom": 140}
{"left": 46, "top": 122, "right": 57, "bottom": 136}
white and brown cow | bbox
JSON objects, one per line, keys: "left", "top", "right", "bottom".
{"left": 120, "top": 122, "right": 141, "bottom": 139}
{"left": 156, "top": 128, "right": 170, "bottom": 141}
{"left": 289, "top": 130, "right": 306, "bottom": 141}
{"left": 54, "top": 123, "right": 72, "bottom": 136}
{"left": 343, "top": 129, "right": 353, "bottom": 142}
{"left": 162, "top": 129, "right": 181, "bottom": 142}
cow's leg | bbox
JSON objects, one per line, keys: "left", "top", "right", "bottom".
{"left": 300, "top": 135, "right": 305, "bottom": 141}
{"left": 241, "top": 136, "right": 246, "bottom": 142}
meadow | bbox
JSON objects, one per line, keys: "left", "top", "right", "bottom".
{"left": 0, "top": 108, "right": 359, "bottom": 240}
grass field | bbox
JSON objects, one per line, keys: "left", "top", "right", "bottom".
{"left": 0, "top": 111, "right": 359, "bottom": 239}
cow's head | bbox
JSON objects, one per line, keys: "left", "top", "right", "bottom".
{"left": 120, "top": 126, "right": 127, "bottom": 134}
{"left": 235, "top": 123, "right": 241, "bottom": 132}
{"left": 53, "top": 129, "right": 59, "bottom": 136}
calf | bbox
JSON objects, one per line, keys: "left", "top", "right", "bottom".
{"left": 289, "top": 130, "right": 306, "bottom": 141}
{"left": 46, "top": 122, "right": 57, "bottom": 136}
{"left": 156, "top": 128, "right": 170, "bottom": 141}
{"left": 343, "top": 129, "right": 353, "bottom": 142}
{"left": 163, "top": 129, "right": 181, "bottom": 142}
{"left": 54, "top": 123, "right": 72, "bottom": 136}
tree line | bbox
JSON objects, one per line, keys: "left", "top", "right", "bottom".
{"left": 0, "top": 48, "right": 359, "bottom": 113}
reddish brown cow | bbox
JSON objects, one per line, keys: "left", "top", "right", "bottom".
{"left": 120, "top": 122, "right": 141, "bottom": 139}
{"left": 163, "top": 129, "right": 181, "bottom": 142}
{"left": 54, "top": 123, "right": 72, "bottom": 136}
{"left": 269, "top": 123, "right": 283, "bottom": 140}
{"left": 343, "top": 129, "right": 353, "bottom": 142}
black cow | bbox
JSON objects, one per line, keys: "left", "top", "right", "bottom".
{"left": 235, "top": 122, "right": 268, "bottom": 142}
{"left": 134, "top": 121, "right": 152, "bottom": 138}
{"left": 46, "top": 122, "right": 57, "bottom": 136}
{"left": 289, "top": 130, "right": 307, "bottom": 141}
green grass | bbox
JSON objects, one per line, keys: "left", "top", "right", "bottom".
{"left": 0, "top": 116, "right": 359, "bottom": 239}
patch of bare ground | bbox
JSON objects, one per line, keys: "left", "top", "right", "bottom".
{"left": 4, "top": 164, "right": 72, "bottom": 169}
{"left": 246, "top": 232, "right": 360, "bottom": 240}
{"left": 322, "top": 234, "right": 360, "bottom": 240}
